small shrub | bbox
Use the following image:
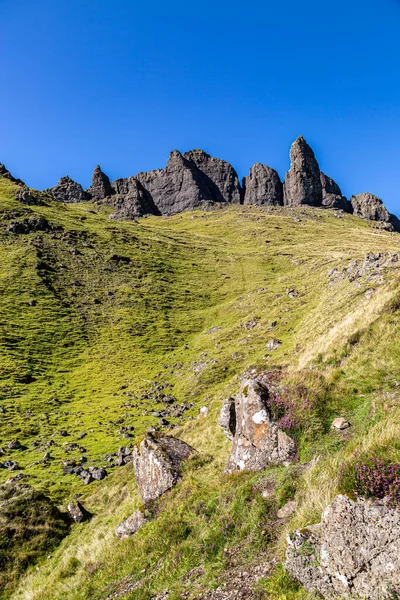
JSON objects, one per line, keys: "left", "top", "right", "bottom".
{"left": 265, "top": 383, "right": 324, "bottom": 436}
{"left": 339, "top": 454, "right": 400, "bottom": 506}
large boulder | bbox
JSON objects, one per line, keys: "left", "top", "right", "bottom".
{"left": 224, "top": 379, "right": 295, "bottom": 473}
{"left": 132, "top": 433, "right": 197, "bottom": 502}
{"left": 243, "top": 163, "right": 283, "bottom": 206}
{"left": 183, "top": 149, "right": 242, "bottom": 204}
{"left": 115, "top": 509, "right": 147, "bottom": 539}
{"left": 136, "top": 150, "right": 214, "bottom": 215}
{"left": 110, "top": 176, "right": 159, "bottom": 219}
{"left": 283, "top": 136, "right": 323, "bottom": 207}
{"left": 320, "top": 172, "right": 351, "bottom": 212}
{"left": 351, "top": 193, "right": 400, "bottom": 231}
{"left": 285, "top": 494, "right": 400, "bottom": 599}
{"left": 46, "top": 176, "right": 88, "bottom": 203}
{"left": 87, "top": 165, "right": 113, "bottom": 201}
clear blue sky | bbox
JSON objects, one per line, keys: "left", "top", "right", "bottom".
{"left": 2, "top": 0, "right": 400, "bottom": 214}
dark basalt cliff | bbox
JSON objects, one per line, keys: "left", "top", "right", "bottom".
{"left": 26, "top": 137, "right": 400, "bottom": 230}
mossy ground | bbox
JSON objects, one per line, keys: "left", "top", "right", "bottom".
{"left": 1, "top": 174, "right": 400, "bottom": 598}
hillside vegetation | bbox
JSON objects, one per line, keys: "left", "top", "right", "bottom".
{"left": 1, "top": 173, "right": 400, "bottom": 599}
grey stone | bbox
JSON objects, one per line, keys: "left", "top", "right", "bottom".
{"left": 218, "top": 397, "right": 237, "bottom": 441}
{"left": 285, "top": 495, "right": 400, "bottom": 599}
{"left": 132, "top": 433, "right": 197, "bottom": 502}
{"left": 283, "top": 136, "right": 323, "bottom": 207}
{"left": 67, "top": 499, "right": 88, "bottom": 523}
{"left": 136, "top": 150, "right": 214, "bottom": 215}
{"left": 351, "top": 193, "right": 400, "bottom": 231}
{"left": 243, "top": 163, "right": 283, "bottom": 206}
{"left": 110, "top": 176, "right": 159, "bottom": 219}
{"left": 115, "top": 509, "right": 147, "bottom": 539}
{"left": 90, "top": 467, "right": 107, "bottom": 480}
{"left": 87, "top": 165, "right": 113, "bottom": 201}
{"left": 224, "top": 379, "right": 295, "bottom": 473}
{"left": 46, "top": 176, "right": 88, "bottom": 203}
{"left": 320, "top": 173, "right": 351, "bottom": 212}
{"left": 183, "top": 149, "right": 242, "bottom": 204}
{"left": 331, "top": 417, "right": 350, "bottom": 430}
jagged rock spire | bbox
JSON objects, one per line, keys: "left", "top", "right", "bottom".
{"left": 87, "top": 165, "right": 113, "bottom": 201}
{"left": 283, "top": 136, "right": 323, "bottom": 207}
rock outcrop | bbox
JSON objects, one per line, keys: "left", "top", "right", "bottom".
{"left": 46, "top": 176, "right": 88, "bottom": 203}
{"left": 218, "top": 397, "right": 236, "bottom": 441}
{"left": 283, "top": 136, "right": 323, "bottom": 207}
{"left": 0, "top": 163, "right": 25, "bottom": 186}
{"left": 110, "top": 176, "right": 159, "bottom": 219}
{"left": 351, "top": 193, "right": 400, "bottom": 231}
{"left": 183, "top": 149, "right": 242, "bottom": 204}
{"left": 67, "top": 498, "right": 89, "bottom": 523}
{"left": 87, "top": 165, "right": 113, "bottom": 201}
{"left": 132, "top": 433, "right": 197, "bottom": 502}
{"left": 243, "top": 163, "right": 283, "bottom": 206}
{"left": 285, "top": 494, "right": 400, "bottom": 599}
{"left": 320, "top": 172, "right": 350, "bottom": 212}
{"left": 115, "top": 509, "right": 147, "bottom": 539}
{"left": 136, "top": 151, "right": 214, "bottom": 215}
{"left": 224, "top": 379, "right": 295, "bottom": 473}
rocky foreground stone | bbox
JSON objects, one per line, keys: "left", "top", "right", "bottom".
{"left": 222, "top": 379, "right": 295, "bottom": 473}
{"left": 285, "top": 494, "right": 400, "bottom": 599}
{"left": 26, "top": 136, "right": 398, "bottom": 230}
{"left": 132, "top": 433, "right": 197, "bottom": 502}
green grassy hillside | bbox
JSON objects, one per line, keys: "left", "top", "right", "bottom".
{"left": 1, "top": 174, "right": 400, "bottom": 599}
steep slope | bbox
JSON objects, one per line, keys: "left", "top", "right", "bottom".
{"left": 1, "top": 172, "right": 400, "bottom": 599}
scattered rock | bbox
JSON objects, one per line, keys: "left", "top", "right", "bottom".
{"left": 7, "top": 440, "right": 22, "bottom": 450}
{"left": 225, "top": 379, "right": 295, "bottom": 473}
{"left": 199, "top": 406, "right": 209, "bottom": 419}
{"left": 277, "top": 500, "right": 297, "bottom": 519}
{"left": 67, "top": 499, "right": 89, "bottom": 523}
{"left": 285, "top": 494, "right": 400, "bottom": 599}
{"left": 331, "top": 417, "right": 351, "bottom": 431}
{"left": 115, "top": 509, "right": 147, "bottom": 539}
{"left": 266, "top": 339, "right": 281, "bottom": 351}
{"left": 243, "top": 163, "right": 283, "bottom": 206}
{"left": 286, "top": 288, "right": 299, "bottom": 299}
{"left": 90, "top": 467, "right": 107, "bottom": 481}
{"left": 132, "top": 433, "right": 197, "bottom": 502}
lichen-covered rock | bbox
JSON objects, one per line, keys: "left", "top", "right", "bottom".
{"left": 283, "top": 136, "right": 323, "bottom": 207}
{"left": 115, "top": 509, "right": 147, "bottom": 539}
{"left": 224, "top": 379, "right": 295, "bottom": 473}
{"left": 110, "top": 176, "right": 159, "bottom": 219}
{"left": 132, "top": 433, "right": 197, "bottom": 502}
{"left": 67, "top": 498, "right": 88, "bottom": 523}
{"left": 136, "top": 150, "right": 214, "bottom": 215}
{"left": 243, "top": 163, "right": 283, "bottom": 206}
{"left": 320, "top": 172, "right": 351, "bottom": 212}
{"left": 285, "top": 494, "right": 400, "bottom": 599}
{"left": 183, "top": 149, "right": 242, "bottom": 204}
{"left": 46, "top": 176, "right": 88, "bottom": 203}
{"left": 218, "top": 397, "right": 236, "bottom": 441}
{"left": 351, "top": 193, "right": 400, "bottom": 231}
{"left": 87, "top": 165, "right": 113, "bottom": 201}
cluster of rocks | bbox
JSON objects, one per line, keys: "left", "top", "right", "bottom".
{"left": 7, "top": 216, "right": 54, "bottom": 234}
{"left": 285, "top": 494, "right": 400, "bottom": 599}
{"left": 328, "top": 252, "right": 400, "bottom": 287}
{"left": 63, "top": 460, "right": 107, "bottom": 485}
{"left": 35, "top": 137, "right": 399, "bottom": 229}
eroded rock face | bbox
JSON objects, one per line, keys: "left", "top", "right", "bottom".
{"left": 243, "top": 163, "right": 283, "bottom": 206}
{"left": 283, "top": 136, "right": 323, "bottom": 207}
{"left": 320, "top": 172, "right": 351, "bottom": 212}
{"left": 115, "top": 509, "right": 147, "bottom": 539}
{"left": 132, "top": 433, "right": 197, "bottom": 502}
{"left": 351, "top": 193, "right": 400, "bottom": 231}
{"left": 218, "top": 397, "right": 236, "bottom": 441}
{"left": 224, "top": 379, "right": 295, "bottom": 473}
{"left": 183, "top": 149, "right": 242, "bottom": 204}
{"left": 136, "top": 151, "right": 214, "bottom": 215}
{"left": 110, "top": 176, "right": 159, "bottom": 219}
{"left": 46, "top": 176, "right": 88, "bottom": 203}
{"left": 87, "top": 165, "right": 113, "bottom": 201}
{"left": 285, "top": 494, "right": 400, "bottom": 599}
